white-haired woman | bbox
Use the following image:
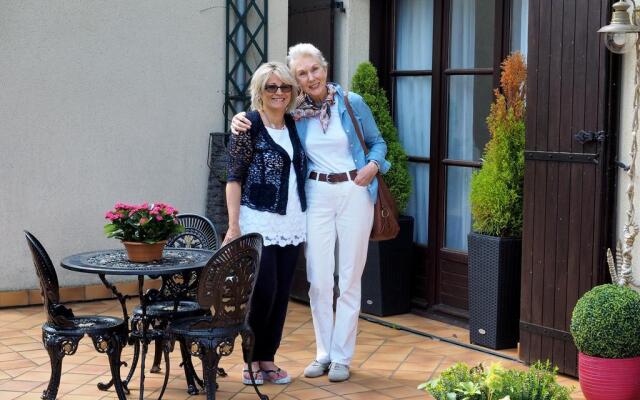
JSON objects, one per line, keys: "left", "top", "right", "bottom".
{"left": 231, "top": 43, "right": 390, "bottom": 382}
{"left": 225, "top": 61, "right": 307, "bottom": 385}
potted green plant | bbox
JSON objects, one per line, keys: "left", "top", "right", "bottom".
{"left": 467, "top": 52, "right": 526, "bottom": 349}
{"left": 351, "top": 62, "right": 413, "bottom": 316}
{"left": 418, "top": 360, "right": 572, "bottom": 399}
{"left": 104, "top": 202, "right": 184, "bottom": 262}
{"left": 570, "top": 283, "right": 640, "bottom": 400}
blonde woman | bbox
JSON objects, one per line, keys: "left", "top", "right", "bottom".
{"left": 231, "top": 44, "right": 389, "bottom": 382}
{"left": 224, "top": 62, "right": 306, "bottom": 385}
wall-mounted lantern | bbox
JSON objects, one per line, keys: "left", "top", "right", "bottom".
{"left": 599, "top": 1, "right": 640, "bottom": 286}
{"left": 598, "top": 1, "right": 640, "bottom": 54}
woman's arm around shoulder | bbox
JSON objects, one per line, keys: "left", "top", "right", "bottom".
{"left": 230, "top": 111, "right": 253, "bottom": 134}
{"left": 348, "top": 92, "right": 390, "bottom": 174}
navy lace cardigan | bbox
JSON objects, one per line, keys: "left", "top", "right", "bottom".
{"left": 227, "top": 111, "right": 307, "bottom": 215}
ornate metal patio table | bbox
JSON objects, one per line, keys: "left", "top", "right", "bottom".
{"left": 60, "top": 248, "right": 214, "bottom": 400}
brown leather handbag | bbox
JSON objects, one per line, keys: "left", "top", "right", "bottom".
{"left": 344, "top": 93, "right": 400, "bottom": 241}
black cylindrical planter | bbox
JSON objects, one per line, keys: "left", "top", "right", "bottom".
{"left": 361, "top": 215, "right": 414, "bottom": 316}
{"left": 468, "top": 232, "right": 522, "bottom": 350}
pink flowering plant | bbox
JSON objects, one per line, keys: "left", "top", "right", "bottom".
{"left": 104, "top": 202, "right": 184, "bottom": 243}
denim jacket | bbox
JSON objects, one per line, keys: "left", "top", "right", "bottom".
{"left": 227, "top": 111, "right": 307, "bottom": 214}
{"left": 295, "top": 83, "right": 390, "bottom": 203}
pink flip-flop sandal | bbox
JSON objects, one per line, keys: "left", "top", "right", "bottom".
{"left": 262, "top": 368, "right": 291, "bottom": 384}
{"left": 242, "top": 369, "right": 264, "bottom": 385}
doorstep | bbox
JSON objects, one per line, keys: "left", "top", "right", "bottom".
{"left": 362, "top": 311, "right": 519, "bottom": 361}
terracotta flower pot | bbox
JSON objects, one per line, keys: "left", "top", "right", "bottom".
{"left": 122, "top": 240, "right": 167, "bottom": 263}
{"left": 579, "top": 352, "right": 640, "bottom": 400}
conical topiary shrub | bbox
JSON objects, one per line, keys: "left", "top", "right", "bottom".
{"left": 469, "top": 52, "right": 526, "bottom": 238}
{"left": 350, "top": 62, "right": 411, "bottom": 212}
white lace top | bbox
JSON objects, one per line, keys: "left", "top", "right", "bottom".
{"left": 239, "top": 126, "right": 306, "bottom": 247}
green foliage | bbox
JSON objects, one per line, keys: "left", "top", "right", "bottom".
{"left": 419, "top": 363, "right": 486, "bottom": 400}
{"left": 350, "top": 62, "right": 411, "bottom": 212}
{"left": 419, "top": 361, "right": 572, "bottom": 400}
{"left": 489, "top": 361, "right": 572, "bottom": 400}
{"left": 570, "top": 284, "right": 640, "bottom": 358}
{"left": 470, "top": 53, "right": 526, "bottom": 237}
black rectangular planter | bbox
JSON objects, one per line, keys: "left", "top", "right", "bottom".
{"left": 468, "top": 232, "right": 522, "bottom": 350}
{"left": 361, "top": 215, "right": 414, "bottom": 316}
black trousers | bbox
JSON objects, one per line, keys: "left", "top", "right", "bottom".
{"left": 245, "top": 243, "right": 301, "bottom": 362}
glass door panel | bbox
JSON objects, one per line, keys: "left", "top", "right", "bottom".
{"left": 445, "top": 166, "right": 473, "bottom": 251}
{"left": 449, "top": 0, "right": 495, "bottom": 69}
{"left": 394, "top": 0, "right": 434, "bottom": 250}
{"left": 447, "top": 75, "right": 493, "bottom": 161}
{"left": 395, "top": 76, "right": 432, "bottom": 157}
{"left": 511, "top": 0, "right": 529, "bottom": 56}
{"left": 407, "top": 163, "right": 430, "bottom": 244}
{"left": 396, "top": 0, "right": 434, "bottom": 70}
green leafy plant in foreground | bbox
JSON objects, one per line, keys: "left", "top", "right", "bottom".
{"left": 419, "top": 361, "right": 572, "bottom": 400}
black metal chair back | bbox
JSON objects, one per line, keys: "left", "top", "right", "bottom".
{"left": 168, "top": 213, "right": 219, "bottom": 250}
{"left": 195, "top": 233, "right": 262, "bottom": 328}
{"left": 24, "top": 231, "right": 75, "bottom": 328}
{"left": 157, "top": 214, "right": 219, "bottom": 301}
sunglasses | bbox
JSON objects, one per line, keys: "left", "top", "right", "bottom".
{"left": 265, "top": 84, "right": 293, "bottom": 94}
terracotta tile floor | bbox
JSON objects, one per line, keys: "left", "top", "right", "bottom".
{"left": 0, "top": 299, "right": 583, "bottom": 399}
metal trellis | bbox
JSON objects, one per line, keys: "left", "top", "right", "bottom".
{"left": 224, "top": 0, "right": 268, "bottom": 130}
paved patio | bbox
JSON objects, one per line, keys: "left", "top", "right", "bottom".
{"left": 0, "top": 299, "right": 583, "bottom": 399}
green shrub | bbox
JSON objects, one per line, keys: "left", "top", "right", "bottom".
{"left": 419, "top": 363, "right": 486, "bottom": 400}
{"left": 570, "top": 283, "right": 640, "bottom": 358}
{"left": 350, "top": 62, "right": 411, "bottom": 212}
{"left": 489, "top": 361, "right": 572, "bottom": 400}
{"left": 470, "top": 53, "right": 526, "bottom": 237}
{"left": 419, "top": 361, "right": 572, "bottom": 400}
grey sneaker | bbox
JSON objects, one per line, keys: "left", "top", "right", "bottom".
{"left": 304, "top": 360, "right": 330, "bottom": 378}
{"left": 328, "top": 362, "right": 350, "bottom": 382}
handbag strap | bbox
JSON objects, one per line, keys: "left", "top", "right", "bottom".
{"left": 343, "top": 92, "right": 369, "bottom": 156}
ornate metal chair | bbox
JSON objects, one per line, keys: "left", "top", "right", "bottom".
{"left": 123, "top": 213, "right": 221, "bottom": 394}
{"left": 24, "top": 231, "right": 128, "bottom": 400}
{"left": 165, "top": 233, "right": 267, "bottom": 400}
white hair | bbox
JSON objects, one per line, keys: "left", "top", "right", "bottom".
{"left": 249, "top": 61, "right": 299, "bottom": 112}
{"left": 286, "top": 43, "right": 329, "bottom": 70}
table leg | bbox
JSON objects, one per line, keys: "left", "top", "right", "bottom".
{"left": 138, "top": 276, "right": 147, "bottom": 400}
{"left": 99, "top": 273, "right": 129, "bottom": 322}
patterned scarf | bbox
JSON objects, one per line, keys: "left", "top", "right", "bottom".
{"left": 292, "top": 83, "right": 337, "bottom": 133}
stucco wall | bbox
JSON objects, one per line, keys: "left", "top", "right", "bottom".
{"left": 617, "top": 44, "right": 640, "bottom": 284}
{"left": 333, "top": 0, "right": 370, "bottom": 89}
{"left": 0, "top": 0, "right": 287, "bottom": 290}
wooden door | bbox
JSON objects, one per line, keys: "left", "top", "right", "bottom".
{"left": 287, "top": 0, "right": 334, "bottom": 80}
{"left": 519, "top": 0, "right": 616, "bottom": 377}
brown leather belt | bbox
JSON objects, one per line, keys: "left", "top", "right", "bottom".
{"left": 309, "top": 169, "right": 358, "bottom": 183}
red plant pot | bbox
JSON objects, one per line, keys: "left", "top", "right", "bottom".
{"left": 579, "top": 352, "right": 640, "bottom": 400}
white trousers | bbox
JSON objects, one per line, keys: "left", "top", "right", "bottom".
{"left": 305, "top": 178, "right": 374, "bottom": 365}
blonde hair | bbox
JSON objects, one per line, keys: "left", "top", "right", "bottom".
{"left": 249, "top": 62, "right": 299, "bottom": 113}
{"left": 287, "top": 43, "right": 329, "bottom": 71}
